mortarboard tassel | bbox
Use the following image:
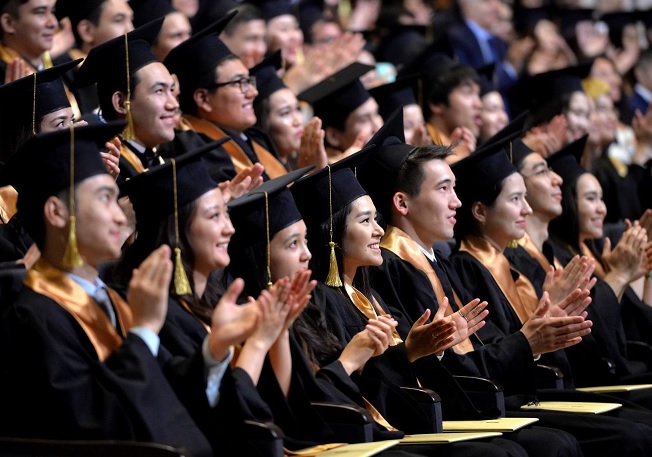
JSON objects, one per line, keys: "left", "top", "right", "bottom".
{"left": 325, "top": 166, "right": 342, "bottom": 287}
{"left": 174, "top": 246, "right": 192, "bottom": 295}
{"left": 171, "top": 158, "right": 192, "bottom": 295}
{"left": 264, "top": 192, "right": 273, "bottom": 288}
{"left": 122, "top": 33, "right": 136, "bottom": 141}
{"left": 62, "top": 126, "right": 83, "bottom": 269}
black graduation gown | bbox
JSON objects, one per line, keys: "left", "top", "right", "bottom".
{"left": 0, "top": 287, "right": 213, "bottom": 457}
{"left": 591, "top": 154, "right": 645, "bottom": 224}
{"left": 157, "top": 129, "right": 238, "bottom": 183}
{"left": 450, "top": 245, "right": 652, "bottom": 456}
{"left": 372, "top": 247, "right": 537, "bottom": 399}
{"left": 52, "top": 51, "right": 100, "bottom": 116}
{"left": 311, "top": 283, "right": 589, "bottom": 457}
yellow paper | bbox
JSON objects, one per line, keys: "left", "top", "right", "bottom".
{"left": 289, "top": 440, "right": 401, "bottom": 456}
{"left": 576, "top": 384, "right": 652, "bottom": 393}
{"left": 443, "top": 417, "right": 539, "bottom": 432}
{"left": 520, "top": 401, "right": 621, "bottom": 414}
{"left": 400, "top": 431, "right": 502, "bottom": 444}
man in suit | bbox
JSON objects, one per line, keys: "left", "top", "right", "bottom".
{"left": 624, "top": 49, "right": 652, "bottom": 124}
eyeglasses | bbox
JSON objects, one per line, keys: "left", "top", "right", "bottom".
{"left": 522, "top": 165, "right": 554, "bottom": 179}
{"left": 208, "top": 76, "right": 257, "bottom": 94}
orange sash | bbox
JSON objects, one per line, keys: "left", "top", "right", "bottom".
{"left": 343, "top": 283, "right": 403, "bottom": 346}
{"left": 181, "top": 115, "right": 287, "bottom": 178}
{"left": 460, "top": 236, "right": 539, "bottom": 323}
{"left": 426, "top": 123, "right": 473, "bottom": 159}
{"left": 381, "top": 226, "right": 474, "bottom": 354}
{"left": 23, "top": 258, "right": 134, "bottom": 361}
{"left": 580, "top": 242, "right": 607, "bottom": 279}
{"left": 518, "top": 233, "right": 563, "bottom": 271}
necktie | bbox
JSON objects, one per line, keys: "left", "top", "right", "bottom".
{"left": 143, "top": 148, "right": 159, "bottom": 169}
{"left": 93, "top": 286, "right": 117, "bottom": 327}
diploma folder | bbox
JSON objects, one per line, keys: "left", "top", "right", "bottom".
{"left": 399, "top": 431, "right": 503, "bottom": 444}
{"left": 443, "top": 417, "right": 539, "bottom": 432}
{"left": 576, "top": 384, "right": 652, "bottom": 393}
{"left": 520, "top": 401, "right": 622, "bottom": 414}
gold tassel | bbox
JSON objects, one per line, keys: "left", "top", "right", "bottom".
{"left": 507, "top": 239, "right": 518, "bottom": 249}
{"left": 122, "top": 32, "right": 135, "bottom": 141}
{"left": 173, "top": 246, "right": 192, "bottom": 295}
{"left": 62, "top": 126, "right": 83, "bottom": 269}
{"left": 62, "top": 215, "right": 83, "bottom": 268}
{"left": 325, "top": 241, "right": 342, "bottom": 287}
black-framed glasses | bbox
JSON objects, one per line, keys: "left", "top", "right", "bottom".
{"left": 208, "top": 76, "right": 257, "bottom": 94}
{"left": 522, "top": 165, "right": 554, "bottom": 179}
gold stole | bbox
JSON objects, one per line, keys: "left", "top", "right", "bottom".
{"left": 23, "top": 259, "right": 134, "bottom": 361}
{"left": 0, "top": 185, "right": 17, "bottom": 222}
{"left": 580, "top": 242, "right": 607, "bottom": 279}
{"left": 343, "top": 283, "right": 403, "bottom": 346}
{"left": 341, "top": 283, "right": 400, "bottom": 431}
{"left": 380, "top": 226, "right": 474, "bottom": 354}
{"left": 181, "top": 115, "right": 287, "bottom": 178}
{"left": 119, "top": 143, "right": 146, "bottom": 175}
{"left": 426, "top": 123, "right": 450, "bottom": 146}
{"left": 518, "top": 233, "right": 563, "bottom": 271}
{"left": 460, "top": 236, "right": 539, "bottom": 323}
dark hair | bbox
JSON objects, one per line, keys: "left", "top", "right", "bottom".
{"left": 548, "top": 173, "right": 583, "bottom": 254}
{"left": 98, "top": 69, "right": 142, "bottom": 121}
{"left": 453, "top": 179, "right": 504, "bottom": 244}
{"left": 71, "top": 2, "right": 104, "bottom": 48}
{"left": 0, "top": 0, "right": 27, "bottom": 39}
{"left": 395, "top": 144, "right": 453, "bottom": 197}
{"left": 526, "top": 91, "right": 573, "bottom": 130}
{"left": 428, "top": 65, "right": 480, "bottom": 107}
{"left": 254, "top": 96, "right": 271, "bottom": 132}
{"left": 222, "top": 4, "right": 264, "bottom": 36}
{"left": 0, "top": 121, "right": 32, "bottom": 165}
{"left": 18, "top": 186, "right": 70, "bottom": 250}
{"left": 307, "top": 199, "right": 374, "bottom": 300}
{"left": 179, "top": 56, "right": 239, "bottom": 116}
{"left": 222, "top": 234, "right": 268, "bottom": 299}
{"left": 117, "top": 199, "right": 218, "bottom": 325}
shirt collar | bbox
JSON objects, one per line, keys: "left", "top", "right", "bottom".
{"left": 635, "top": 83, "right": 652, "bottom": 104}
{"left": 66, "top": 272, "right": 106, "bottom": 297}
{"left": 418, "top": 243, "right": 437, "bottom": 262}
{"left": 465, "top": 19, "right": 492, "bottom": 42}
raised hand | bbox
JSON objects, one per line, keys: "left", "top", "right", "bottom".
{"left": 208, "top": 278, "right": 260, "bottom": 360}
{"left": 218, "top": 163, "right": 265, "bottom": 202}
{"left": 521, "top": 291, "right": 592, "bottom": 356}
{"left": 101, "top": 137, "right": 121, "bottom": 180}
{"left": 404, "top": 308, "right": 457, "bottom": 362}
{"left": 446, "top": 297, "right": 489, "bottom": 345}
{"left": 127, "top": 245, "right": 173, "bottom": 333}
{"left": 298, "top": 117, "right": 328, "bottom": 171}
{"left": 602, "top": 222, "right": 648, "bottom": 290}
{"left": 338, "top": 315, "right": 397, "bottom": 375}
{"left": 544, "top": 255, "right": 596, "bottom": 305}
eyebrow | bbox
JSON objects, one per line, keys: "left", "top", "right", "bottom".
{"left": 228, "top": 73, "right": 248, "bottom": 81}
{"left": 356, "top": 210, "right": 373, "bottom": 219}
{"left": 96, "top": 185, "right": 118, "bottom": 196}
{"left": 436, "top": 178, "right": 453, "bottom": 187}
{"left": 530, "top": 162, "right": 547, "bottom": 171}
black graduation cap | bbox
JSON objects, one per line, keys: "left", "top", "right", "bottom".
{"left": 368, "top": 73, "right": 419, "bottom": 121}
{"left": 290, "top": 145, "right": 373, "bottom": 286}
{"left": 558, "top": 8, "right": 595, "bottom": 39}
{"left": 291, "top": 144, "right": 373, "bottom": 230}
{"left": 547, "top": 134, "right": 588, "bottom": 187}
{"left": 600, "top": 11, "right": 640, "bottom": 49}
{"left": 250, "top": 50, "right": 286, "bottom": 108}
{"left": 513, "top": 5, "right": 551, "bottom": 36}
{"left": 451, "top": 130, "right": 520, "bottom": 204}
{"left": 6, "top": 121, "right": 125, "bottom": 200}
{"left": 297, "top": 62, "right": 374, "bottom": 130}
{"left": 55, "top": 0, "right": 105, "bottom": 29}
{"left": 163, "top": 11, "right": 238, "bottom": 96}
{"left": 130, "top": 0, "right": 176, "bottom": 29}
{"left": 373, "top": 25, "right": 429, "bottom": 70}
{"left": 0, "top": 58, "right": 81, "bottom": 134}
{"left": 510, "top": 137, "right": 536, "bottom": 169}
{"left": 508, "top": 62, "right": 592, "bottom": 117}
{"left": 477, "top": 109, "right": 529, "bottom": 150}
{"left": 226, "top": 166, "right": 311, "bottom": 284}
{"left": 119, "top": 137, "right": 231, "bottom": 231}
{"left": 357, "top": 108, "right": 417, "bottom": 217}
{"left": 249, "top": 0, "right": 293, "bottom": 21}
{"left": 72, "top": 18, "right": 163, "bottom": 92}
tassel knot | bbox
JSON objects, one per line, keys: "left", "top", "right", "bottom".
{"left": 62, "top": 215, "right": 83, "bottom": 269}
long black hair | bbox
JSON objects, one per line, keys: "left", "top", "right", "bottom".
{"left": 115, "top": 199, "right": 221, "bottom": 325}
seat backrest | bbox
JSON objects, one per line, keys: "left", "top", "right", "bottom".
{"left": 0, "top": 437, "right": 191, "bottom": 457}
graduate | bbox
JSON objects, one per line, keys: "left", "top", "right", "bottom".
{"left": 0, "top": 122, "right": 224, "bottom": 457}
{"left": 164, "top": 13, "right": 287, "bottom": 180}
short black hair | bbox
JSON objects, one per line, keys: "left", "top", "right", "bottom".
{"left": 98, "top": 68, "right": 142, "bottom": 121}
{"left": 0, "top": 0, "right": 29, "bottom": 39}
{"left": 428, "top": 65, "right": 480, "bottom": 107}
{"left": 222, "top": 4, "right": 263, "bottom": 36}
{"left": 71, "top": 1, "right": 104, "bottom": 48}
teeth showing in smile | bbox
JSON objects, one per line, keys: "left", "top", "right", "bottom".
{"left": 369, "top": 243, "right": 379, "bottom": 249}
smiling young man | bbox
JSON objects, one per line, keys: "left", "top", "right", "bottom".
{"left": 358, "top": 111, "right": 652, "bottom": 457}
{"left": 73, "top": 18, "right": 178, "bottom": 182}
{"left": 164, "top": 12, "right": 287, "bottom": 180}
{"left": 0, "top": 0, "right": 57, "bottom": 82}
